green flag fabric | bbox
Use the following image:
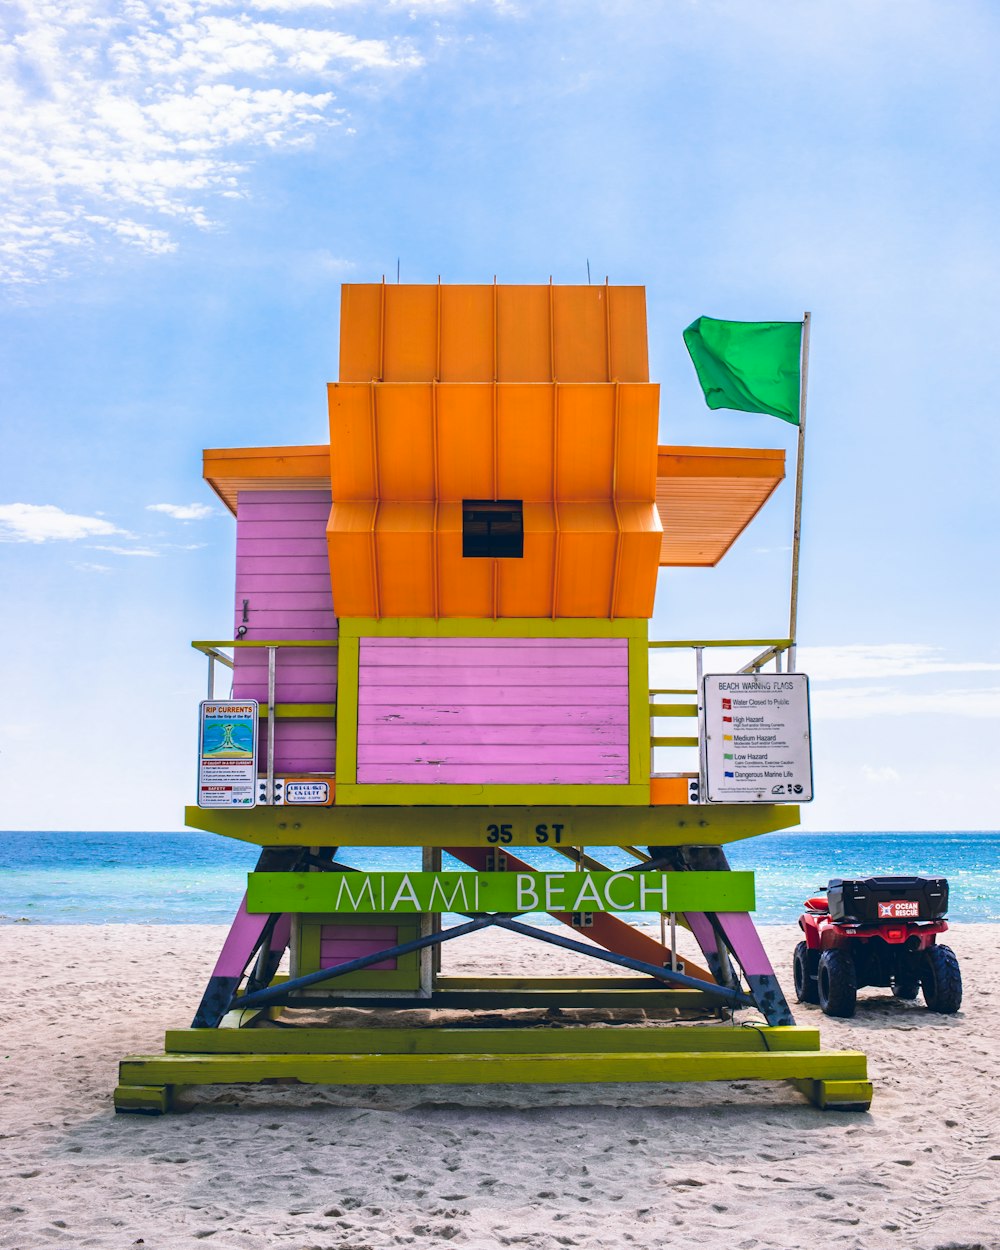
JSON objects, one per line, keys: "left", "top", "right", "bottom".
{"left": 683, "top": 317, "right": 803, "bottom": 425}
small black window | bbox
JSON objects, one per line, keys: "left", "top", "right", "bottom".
{"left": 462, "top": 500, "right": 524, "bottom": 558}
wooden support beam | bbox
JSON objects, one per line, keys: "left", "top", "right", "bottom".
{"left": 113, "top": 1084, "right": 173, "bottom": 1115}
{"left": 163, "top": 1025, "right": 823, "bottom": 1056}
{"left": 119, "top": 1048, "right": 868, "bottom": 1088}
{"left": 791, "top": 1077, "right": 874, "bottom": 1112}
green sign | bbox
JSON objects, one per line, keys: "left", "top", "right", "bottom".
{"left": 247, "top": 871, "right": 755, "bottom": 915}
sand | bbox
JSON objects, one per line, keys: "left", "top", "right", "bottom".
{"left": 0, "top": 921, "right": 997, "bottom": 1250}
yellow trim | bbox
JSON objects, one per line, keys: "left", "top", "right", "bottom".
{"left": 259, "top": 704, "right": 335, "bottom": 719}
{"left": 335, "top": 635, "right": 359, "bottom": 785}
{"left": 184, "top": 803, "right": 803, "bottom": 847}
{"left": 628, "top": 634, "right": 650, "bottom": 786}
{"left": 339, "top": 617, "right": 645, "bottom": 639}
{"left": 334, "top": 783, "right": 651, "bottom": 807}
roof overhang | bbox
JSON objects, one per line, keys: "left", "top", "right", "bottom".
{"left": 203, "top": 445, "right": 331, "bottom": 514}
{"left": 656, "top": 445, "right": 785, "bottom": 566}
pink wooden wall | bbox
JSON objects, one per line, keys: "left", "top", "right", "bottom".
{"left": 230, "top": 489, "right": 337, "bottom": 775}
{"left": 356, "top": 637, "right": 629, "bottom": 784}
{"left": 320, "top": 923, "right": 398, "bottom": 970}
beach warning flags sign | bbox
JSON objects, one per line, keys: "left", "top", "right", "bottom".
{"left": 683, "top": 317, "right": 803, "bottom": 425}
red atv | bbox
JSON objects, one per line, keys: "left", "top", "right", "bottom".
{"left": 794, "top": 876, "right": 962, "bottom": 1018}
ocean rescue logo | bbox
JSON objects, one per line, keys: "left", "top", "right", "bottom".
{"left": 878, "top": 900, "right": 920, "bottom": 919}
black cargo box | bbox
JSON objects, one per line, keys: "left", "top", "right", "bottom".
{"left": 826, "top": 876, "right": 949, "bottom": 923}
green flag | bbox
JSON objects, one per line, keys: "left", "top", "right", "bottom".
{"left": 683, "top": 317, "right": 803, "bottom": 425}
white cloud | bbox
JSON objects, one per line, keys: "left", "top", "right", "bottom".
{"left": 0, "top": 1, "right": 428, "bottom": 284}
{"left": 0, "top": 503, "right": 124, "bottom": 543}
{"left": 147, "top": 502, "right": 216, "bottom": 520}
{"left": 89, "top": 543, "right": 161, "bottom": 556}
{"left": 813, "top": 685, "right": 1000, "bottom": 720}
{"left": 799, "top": 643, "right": 1000, "bottom": 682}
{"left": 74, "top": 561, "right": 114, "bottom": 574}
{"left": 861, "top": 764, "right": 901, "bottom": 784}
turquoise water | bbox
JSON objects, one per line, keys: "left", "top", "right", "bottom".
{"left": 1, "top": 829, "right": 996, "bottom": 926}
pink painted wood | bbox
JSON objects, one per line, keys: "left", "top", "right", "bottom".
{"left": 231, "top": 489, "right": 337, "bottom": 775}
{"left": 359, "top": 705, "right": 625, "bottom": 727}
{"left": 715, "top": 912, "right": 778, "bottom": 977}
{"left": 362, "top": 644, "right": 627, "bottom": 666}
{"left": 319, "top": 923, "right": 398, "bottom": 970}
{"left": 357, "top": 744, "right": 627, "bottom": 765}
{"left": 355, "top": 763, "right": 629, "bottom": 783}
{"left": 360, "top": 665, "right": 626, "bottom": 687}
{"left": 356, "top": 635, "right": 630, "bottom": 786}
{"left": 357, "top": 723, "right": 628, "bottom": 745}
{"left": 211, "top": 892, "right": 268, "bottom": 978}
{"left": 364, "top": 636, "right": 617, "bottom": 649}
{"left": 358, "top": 685, "right": 629, "bottom": 706}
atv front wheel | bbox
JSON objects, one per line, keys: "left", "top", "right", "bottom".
{"left": 793, "top": 941, "right": 819, "bottom": 1004}
{"left": 817, "top": 949, "right": 857, "bottom": 1017}
{"left": 921, "top": 944, "right": 963, "bottom": 1014}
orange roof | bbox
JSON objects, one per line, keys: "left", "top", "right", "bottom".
{"left": 339, "top": 282, "right": 649, "bottom": 384}
{"left": 203, "top": 445, "right": 330, "bottom": 514}
{"left": 656, "top": 446, "right": 785, "bottom": 566}
{"left": 327, "top": 282, "right": 663, "bottom": 620}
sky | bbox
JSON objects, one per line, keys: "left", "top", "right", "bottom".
{"left": 1, "top": 0, "right": 998, "bottom": 832}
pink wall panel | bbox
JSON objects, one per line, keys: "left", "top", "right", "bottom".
{"left": 356, "top": 636, "right": 630, "bottom": 785}
{"left": 358, "top": 704, "right": 625, "bottom": 727}
{"left": 231, "top": 489, "right": 337, "bottom": 775}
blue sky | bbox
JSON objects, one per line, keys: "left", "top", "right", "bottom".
{"left": 1, "top": 0, "right": 998, "bottom": 832}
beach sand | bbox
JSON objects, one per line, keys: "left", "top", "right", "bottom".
{"left": 0, "top": 922, "right": 997, "bottom": 1249}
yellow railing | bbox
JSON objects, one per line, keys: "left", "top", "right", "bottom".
{"left": 648, "top": 638, "right": 792, "bottom": 772}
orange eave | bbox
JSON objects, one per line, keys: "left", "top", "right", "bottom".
{"left": 203, "top": 445, "right": 331, "bottom": 514}
{"left": 656, "top": 445, "right": 785, "bottom": 567}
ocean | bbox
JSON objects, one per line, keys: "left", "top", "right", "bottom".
{"left": 1, "top": 829, "right": 996, "bottom": 926}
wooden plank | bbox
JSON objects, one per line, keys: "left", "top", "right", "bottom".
{"left": 357, "top": 705, "right": 626, "bottom": 727}
{"left": 234, "top": 519, "right": 336, "bottom": 538}
{"left": 649, "top": 703, "right": 699, "bottom": 717}
{"left": 357, "top": 724, "right": 628, "bottom": 746}
{"left": 258, "top": 703, "right": 336, "bottom": 719}
{"left": 360, "top": 645, "right": 627, "bottom": 666}
{"left": 358, "top": 686, "right": 630, "bottom": 706}
{"left": 234, "top": 592, "right": 337, "bottom": 612}
{"left": 184, "top": 800, "right": 801, "bottom": 845}
{"left": 257, "top": 721, "right": 336, "bottom": 741}
{"left": 120, "top": 1049, "right": 868, "bottom": 1087}
{"left": 240, "top": 683, "right": 338, "bottom": 703}
{"left": 335, "top": 635, "right": 360, "bottom": 785}
{"left": 163, "top": 1025, "right": 822, "bottom": 1056}
{"left": 113, "top": 1084, "right": 172, "bottom": 1114}
{"left": 236, "top": 501, "right": 332, "bottom": 521}
{"left": 355, "top": 764, "right": 630, "bottom": 784}
{"left": 235, "top": 651, "right": 340, "bottom": 670}
{"left": 290, "top": 989, "right": 714, "bottom": 1008}
{"left": 358, "top": 665, "right": 627, "bottom": 687}
{"left": 791, "top": 1077, "right": 874, "bottom": 1111}
{"left": 236, "top": 538, "right": 329, "bottom": 559}
{"left": 356, "top": 744, "right": 627, "bottom": 766}
{"left": 237, "top": 611, "right": 337, "bottom": 630}
{"left": 628, "top": 634, "right": 650, "bottom": 786}
{"left": 236, "top": 573, "right": 334, "bottom": 593}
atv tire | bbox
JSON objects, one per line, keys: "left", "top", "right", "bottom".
{"left": 817, "top": 949, "right": 857, "bottom": 1018}
{"left": 921, "top": 944, "right": 962, "bottom": 1014}
{"left": 793, "top": 941, "right": 820, "bottom": 1004}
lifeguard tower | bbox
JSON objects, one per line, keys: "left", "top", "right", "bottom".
{"left": 115, "top": 282, "right": 870, "bottom": 1113}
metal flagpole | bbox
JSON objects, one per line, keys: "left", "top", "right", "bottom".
{"left": 787, "top": 311, "right": 810, "bottom": 672}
